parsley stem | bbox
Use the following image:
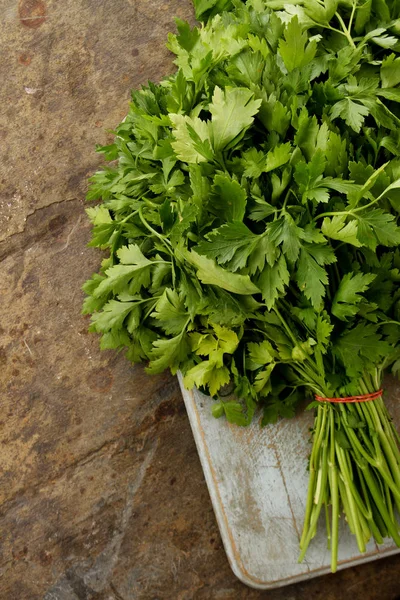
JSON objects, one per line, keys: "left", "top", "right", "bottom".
{"left": 347, "top": 0, "right": 357, "bottom": 38}
{"left": 142, "top": 299, "right": 160, "bottom": 321}
{"left": 121, "top": 209, "right": 139, "bottom": 223}
{"left": 335, "top": 12, "right": 356, "bottom": 48}
{"left": 138, "top": 208, "right": 173, "bottom": 251}
{"left": 377, "top": 319, "right": 400, "bottom": 327}
{"left": 316, "top": 173, "right": 396, "bottom": 220}
{"left": 299, "top": 432, "right": 329, "bottom": 561}
{"left": 281, "top": 189, "right": 291, "bottom": 211}
{"left": 328, "top": 408, "right": 339, "bottom": 572}
{"left": 135, "top": 296, "right": 162, "bottom": 305}
{"left": 144, "top": 198, "right": 162, "bottom": 209}
{"left": 325, "top": 25, "right": 352, "bottom": 39}
{"left": 273, "top": 307, "right": 298, "bottom": 346}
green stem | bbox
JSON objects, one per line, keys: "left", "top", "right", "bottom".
{"left": 138, "top": 208, "right": 173, "bottom": 251}
{"left": 357, "top": 461, "right": 400, "bottom": 546}
{"left": 336, "top": 444, "right": 366, "bottom": 553}
{"left": 347, "top": 0, "right": 357, "bottom": 37}
{"left": 120, "top": 209, "right": 140, "bottom": 223}
{"left": 299, "top": 436, "right": 329, "bottom": 562}
{"left": 335, "top": 11, "right": 356, "bottom": 48}
{"left": 339, "top": 476, "right": 355, "bottom": 534}
{"left": 356, "top": 462, "right": 382, "bottom": 544}
{"left": 300, "top": 405, "right": 326, "bottom": 549}
{"left": 328, "top": 409, "right": 339, "bottom": 573}
{"left": 299, "top": 376, "right": 400, "bottom": 568}
{"left": 316, "top": 179, "right": 395, "bottom": 221}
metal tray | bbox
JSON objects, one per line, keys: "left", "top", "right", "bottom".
{"left": 178, "top": 374, "right": 400, "bottom": 589}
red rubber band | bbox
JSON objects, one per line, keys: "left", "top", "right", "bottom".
{"left": 315, "top": 389, "right": 383, "bottom": 403}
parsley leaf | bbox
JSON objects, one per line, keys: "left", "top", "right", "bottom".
{"left": 196, "top": 222, "right": 259, "bottom": 271}
{"left": 258, "top": 255, "right": 290, "bottom": 310}
{"left": 332, "top": 273, "right": 376, "bottom": 321}
{"left": 208, "top": 86, "right": 262, "bottom": 151}
{"left": 187, "top": 250, "right": 261, "bottom": 295}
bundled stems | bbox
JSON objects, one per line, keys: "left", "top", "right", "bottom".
{"left": 299, "top": 387, "right": 400, "bottom": 572}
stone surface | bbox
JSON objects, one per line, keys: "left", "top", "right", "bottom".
{"left": 0, "top": 1, "right": 399, "bottom": 599}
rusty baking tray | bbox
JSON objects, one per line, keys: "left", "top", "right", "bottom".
{"left": 178, "top": 374, "right": 400, "bottom": 589}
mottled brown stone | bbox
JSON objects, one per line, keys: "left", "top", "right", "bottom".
{"left": 1, "top": 1, "right": 400, "bottom": 599}
{"left": 19, "top": 0, "right": 47, "bottom": 29}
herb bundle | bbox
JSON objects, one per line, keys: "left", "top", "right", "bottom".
{"left": 83, "top": 0, "right": 400, "bottom": 571}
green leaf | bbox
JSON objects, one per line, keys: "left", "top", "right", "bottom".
{"left": 249, "top": 198, "right": 277, "bottom": 222}
{"left": 258, "top": 255, "right": 290, "bottom": 310}
{"left": 381, "top": 54, "right": 400, "bottom": 88}
{"left": 271, "top": 166, "right": 291, "bottom": 203}
{"left": 259, "top": 96, "right": 291, "bottom": 135}
{"left": 332, "top": 272, "right": 376, "bottom": 321}
{"left": 100, "top": 329, "right": 131, "bottom": 351}
{"left": 174, "top": 19, "right": 200, "bottom": 52}
{"left": 93, "top": 245, "right": 153, "bottom": 297}
{"left": 242, "top": 148, "right": 267, "bottom": 178}
{"left": 192, "top": 0, "right": 232, "bottom": 21}
{"left": 210, "top": 174, "right": 247, "bottom": 222}
{"left": 86, "top": 206, "right": 113, "bottom": 225}
{"left": 248, "top": 235, "right": 279, "bottom": 274}
{"left": 377, "top": 88, "right": 400, "bottom": 103}
{"left": 334, "top": 323, "right": 392, "bottom": 376}
{"left": 147, "top": 332, "right": 190, "bottom": 375}
{"left": 208, "top": 86, "right": 261, "bottom": 151}
{"left": 247, "top": 341, "right": 276, "bottom": 370}
{"left": 354, "top": 0, "right": 371, "bottom": 33}
{"left": 323, "top": 131, "right": 348, "bottom": 177}
{"left": 254, "top": 363, "right": 275, "bottom": 395}
{"left": 212, "top": 401, "right": 225, "bottom": 418}
{"left": 187, "top": 251, "right": 260, "bottom": 295}
{"left": 170, "top": 113, "right": 212, "bottom": 163}
{"left": 126, "top": 304, "right": 142, "bottom": 333}
{"left": 321, "top": 215, "right": 362, "bottom": 247}
{"left": 159, "top": 198, "right": 175, "bottom": 233}
{"left": 170, "top": 204, "right": 199, "bottom": 247}
{"left": 279, "top": 16, "right": 318, "bottom": 72}
{"left": 292, "top": 338, "right": 316, "bottom": 361}
{"left": 87, "top": 222, "right": 118, "bottom": 249}
{"left": 196, "top": 222, "right": 259, "bottom": 271}
{"left": 294, "top": 110, "right": 319, "bottom": 161}
{"left": 189, "top": 164, "right": 211, "bottom": 205}
{"left": 212, "top": 323, "right": 240, "bottom": 355}
{"left": 190, "top": 332, "right": 217, "bottom": 356}
{"left": 331, "top": 99, "right": 370, "bottom": 133}
{"left": 305, "top": 243, "right": 336, "bottom": 266}
{"left": 296, "top": 247, "right": 331, "bottom": 308}
{"left": 357, "top": 209, "right": 400, "bottom": 248}
{"left": 152, "top": 288, "right": 189, "bottom": 335}
{"left": 184, "top": 361, "right": 231, "bottom": 396}
{"left": 222, "top": 401, "right": 252, "bottom": 426}
{"left": 117, "top": 244, "right": 152, "bottom": 266}
{"left": 90, "top": 300, "right": 136, "bottom": 332}
{"left": 268, "top": 215, "right": 303, "bottom": 262}
{"left": 316, "top": 313, "right": 333, "bottom": 350}
{"left": 228, "top": 48, "right": 265, "bottom": 87}
{"left": 127, "top": 326, "right": 158, "bottom": 362}
{"left": 82, "top": 273, "right": 107, "bottom": 303}
{"left": 265, "top": 142, "right": 292, "bottom": 172}
{"left": 294, "top": 150, "right": 329, "bottom": 204}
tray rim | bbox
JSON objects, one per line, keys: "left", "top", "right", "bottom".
{"left": 179, "top": 377, "right": 400, "bottom": 590}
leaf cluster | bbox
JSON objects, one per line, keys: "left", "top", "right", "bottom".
{"left": 84, "top": 0, "right": 400, "bottom": 425}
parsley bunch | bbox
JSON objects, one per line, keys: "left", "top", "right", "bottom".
{"left": 83, "top": 0, "right": 400, "bottom": 571}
